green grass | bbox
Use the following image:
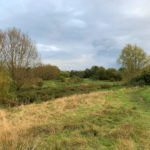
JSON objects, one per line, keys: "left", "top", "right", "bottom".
{"left": 30, "top": 87, "right": 150, "bottom": 150}
{"left": 42, "top": 79, "right": 121, "bottom": 88}
{"left": 1, "top": 86, "right": 150, "bottom": 150}
{"left": 16, "top": 79, "right": 122, "bottom": 105}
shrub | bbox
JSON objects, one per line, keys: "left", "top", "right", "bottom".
{"left": 69, "top": 77, "right": 83, "bottom": 83}
{"left": 130, "top": 71, "right": 150, "bottom": 86}
{"left": 0, "top": 67, "right": 15, "bottom": 105}
{"left": 14, "top": 67, "right": 42, "bottom": 90}
{"left": 34, "top": 64, "right": 60, "bottom": 80}
{"left": 37, "top": 78, "right": 43, "bottom": 87}
{"left": 17, "top": 90, "right": 39, "bottom": 104}
{"left": 57, "top": 76, "right": 67, "bottom": 82}
{"left": 100, "top": 84, "right": 112, "bottom": 89}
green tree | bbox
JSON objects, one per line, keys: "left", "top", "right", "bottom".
{"left": 106, "top": 68, "right": 121, "bottom": 81}
{"left": 97, "top": 67, "right": 106, "bottom": 80}
{"left": 83, "top": 69, "right": 92, "bottom": 78}
{"left": 118, "top": 44, "right": 150, "bottom": 80}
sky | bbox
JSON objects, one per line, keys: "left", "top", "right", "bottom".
{"left": 1, "top": 0, "right": 150, "bottom": 70}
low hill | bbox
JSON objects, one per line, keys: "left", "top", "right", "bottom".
{"left": 0, "top": 87, "right": 150, "bottom": 150}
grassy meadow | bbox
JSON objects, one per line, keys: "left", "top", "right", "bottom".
{"left": 0, "top": 85, "right": 150, "bottom": 150}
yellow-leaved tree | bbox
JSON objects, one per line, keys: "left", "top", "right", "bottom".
{"left": 118, "top": 44, "right": 150, "bottom": 81}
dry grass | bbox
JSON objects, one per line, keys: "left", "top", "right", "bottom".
{"left": 0, "top": 91, "right": 107, "bottom": 150}
{"left": 115, "top": 139, "right": 136, "bottom": 150}
{"left": 0, "top": 88, "right": 149, "bottom": 150}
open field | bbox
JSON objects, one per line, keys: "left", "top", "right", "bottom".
{"left": 0, "top": 86, "right": 150, "bottom": 150}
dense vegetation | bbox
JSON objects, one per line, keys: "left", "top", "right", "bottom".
{"left": 70, "top": 66, "right": 122, "bottom": 81}
{"left": 0, "top": 29, "right": 150, "bottom": 106}
{"left": 16, "top": 79, "right": 121, "bottom": 105}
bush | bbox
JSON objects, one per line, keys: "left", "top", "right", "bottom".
{"left": 17, "top": 90, "right": 39, "bottom": 104}
{"left": 14, "top": 67, "right": 43, "bottom": 89}
{"left": 57, "top": 76, "right": 67, "bottom": 82}
{"left": 100, "top": 84, "right": 112, "bottom": 89}
{"left": 0, "top": 67, "right": 16, "bottom": 105}
{"left": 34, "top": 64, "right": 60, "bottom": 80}
{"left": 69, "top": 77, "right": 83, "bottom": 83}
{"left": 130, "top": 71, "right": 150, "bottom": 86}
{"left": 37, "top": 78, "right": 43, "bottom": 87}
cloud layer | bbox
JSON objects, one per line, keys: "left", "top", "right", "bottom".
{"left": 1, "top": 0, "right": 150, "bottom": 70}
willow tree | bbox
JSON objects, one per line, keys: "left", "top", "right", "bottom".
{"left": 118, "top": 44, "right": 150, "bottom": 80}
{"left": 0, "top": 28, "right": 39, "bottom": 80}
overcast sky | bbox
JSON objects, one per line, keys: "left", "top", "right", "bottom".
{"left": 1, "top": 0, "right": 150, "bottom": 70}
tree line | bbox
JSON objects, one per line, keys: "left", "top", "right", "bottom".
{"left": 68, "top": 44, "right": 150, "bottom": 83}
{"left": 69, "top": 66, "right": 122, "bottom": 81}
{"left": 0, "top": 28, "right": 150, "bottom": 105}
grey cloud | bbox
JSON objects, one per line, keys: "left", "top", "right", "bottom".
{"left": 1, "top": 0, "right": 150, "bottom": 70}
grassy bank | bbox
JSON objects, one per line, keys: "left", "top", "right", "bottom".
{"left": 16, "top": 79, "right": 121, "bottom": 105}
{"left": 0, "top": 86, "right": 149, "bottom": 150}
